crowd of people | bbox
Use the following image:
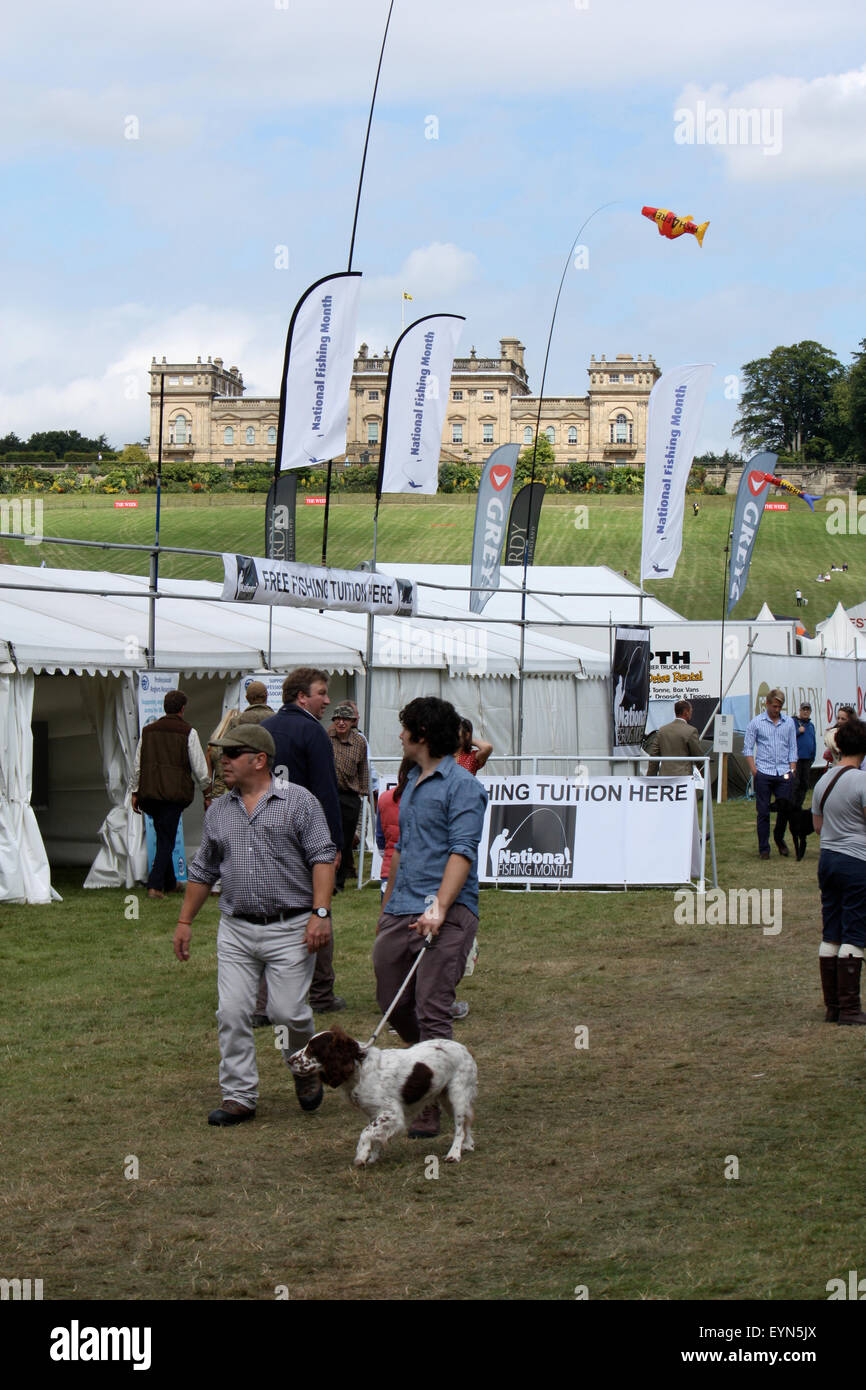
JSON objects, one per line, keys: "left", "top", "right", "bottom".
{"left": 131, "top": 673, "right": 493, "bottom": 1131}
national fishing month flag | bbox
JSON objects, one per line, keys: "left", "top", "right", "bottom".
{"left": 640, "top": 363, "right": 713, "bottom": 582}
{"left": 275, "top": 271, "right": 362, "bottom": 473}
{"left": 377, "top": 314, "right": 464, "bottom": 496}
{"left": 470, "top": 443, "right": 519, "bottom": 614}
{"left": 727, "top": 451, "right": 777, "bottom": 614}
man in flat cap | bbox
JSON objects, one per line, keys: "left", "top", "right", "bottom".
{"left": 173, "top": 724, "right": 336, "bottom": 1125}
{"left": 329, "top": 701, "right": 370, "bottom": 892}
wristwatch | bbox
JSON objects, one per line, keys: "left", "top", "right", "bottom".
{"left": 313, "top": 907, "right": 331, "bottom": 918}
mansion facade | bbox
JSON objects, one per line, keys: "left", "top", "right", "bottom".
{"left": 147, "top": 339, "right": 661, "bottom": 469}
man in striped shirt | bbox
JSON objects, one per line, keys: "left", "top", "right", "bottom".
{"left": 743, "top": 688, "right": 798, "bottom": 860}
{"left": 173, "top": 724, "right": 336, "bottom": 1125}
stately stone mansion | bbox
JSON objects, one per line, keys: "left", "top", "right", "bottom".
{"left": 147, "top": 339, "right": 661, "bottom": 468}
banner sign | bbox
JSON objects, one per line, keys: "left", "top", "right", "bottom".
{"left": 765, "top": 502, "right": 788, "bottom": 511}
{"left": 478, "top": 775, "right": 698, "bottom": 886}
{"left": 612, "top": 626, "right": 651, "bottom": 754}
{"left": 640, "top": 363, "right": 713, "bottom": 582}
{"left": 221, "top": 554, "right": 417, "bottom": 616}
{"left": 470, "top": 443, "right": 519, "bottom": 614}
{"left": 727, "top": 451, "right": 777, "bottom": 614}
{"left": 115, "top": 500, "right": 138, "bottom": 509}
{"left": 504, "top": 483, "right": 546, "bottom": 565}
{"left": 265, "top": 472, "right": 297, "bottom": 562}
{"left": 275, "top": 271, "right": 362, "bottom": 473}
{"left": 377, "top": 314, "right": 465, "bottom": 496}
{"left": 137, "top": 671, "right": 180, "bottom": 729}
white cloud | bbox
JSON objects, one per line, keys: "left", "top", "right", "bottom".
{"left": 674, "top": 67, "right": 866, "bottom": 181}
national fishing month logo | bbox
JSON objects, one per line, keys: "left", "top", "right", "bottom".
{"left": 487, "top": 803, "right": 575, "bottom": 880}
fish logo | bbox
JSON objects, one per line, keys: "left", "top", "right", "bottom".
{"left": 490, "top": 466, "right": 512, "bottom": 491}
{"left": 748, "top": 471, "right": 769, "bottom": 496}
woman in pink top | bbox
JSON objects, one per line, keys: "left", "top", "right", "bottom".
{"left": 456, "top": 719, "right": 493, "bottom": 776}
{"left": 376, "top": 757, "right": 414, "bottom": 892}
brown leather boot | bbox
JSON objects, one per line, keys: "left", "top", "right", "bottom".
{"left": 837, "top": 957, "right": 866, "bottom": 1025}
{"left": 408, "top": 1104, "right": 440, "bottom": 1138}
{"left": 820, "top": 957, "right": 840, "bottom": 1022}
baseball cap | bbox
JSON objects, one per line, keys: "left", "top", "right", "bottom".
{"left": 212, "top": 723, "right": 275, "bottom": 756}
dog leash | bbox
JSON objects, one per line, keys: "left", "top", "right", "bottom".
{"left": 364, "top": 932, "right": 434, "bottom": 1048}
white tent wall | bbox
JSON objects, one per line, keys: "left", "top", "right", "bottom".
{"left": 0, "top": 671, "right": 55, "bottom": 904}
{"left": 32, "top": 672, "right": 227, "bottom": 872}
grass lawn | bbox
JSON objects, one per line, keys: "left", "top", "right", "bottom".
{"left": 0, "top": 490, "right": 862, "bottom": 626}
{"left": 0, "top": 801, "right": 858, "bottom": 1302}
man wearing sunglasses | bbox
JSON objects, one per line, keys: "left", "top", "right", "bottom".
{"left": 173, "top": 724, "right": 336, "bottom": 1125}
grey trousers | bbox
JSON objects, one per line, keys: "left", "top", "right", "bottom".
{"left": 373, "top": 904, "right": 478, "bottom": 1044}
{"left": 216, "top": 910, "right": 315, "bottom": 1109}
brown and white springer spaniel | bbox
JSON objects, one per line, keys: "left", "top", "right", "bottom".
{"left": 288, "top": 1027, "right": 477, "bottom": 1166}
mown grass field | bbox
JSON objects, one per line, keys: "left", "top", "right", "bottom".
{"left": 1, "top": 490, "right": 864, "bottom": 626}
{"left": 0, "top": 802, "right": 859, "bottom": 1302}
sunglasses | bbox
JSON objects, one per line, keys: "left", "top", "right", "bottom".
{"left": 221, "top": 747, "right": 261, "bottom": 760}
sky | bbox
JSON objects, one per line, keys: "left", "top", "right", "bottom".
{"left": 2, "top": 0, "right": 865, "bottom": 453}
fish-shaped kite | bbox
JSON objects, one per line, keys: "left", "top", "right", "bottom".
{"left": 754, "top": 472, "right": 821, "bottom": 512}
{"left": 641, "top": 205, "right": 709, "bottom": 247}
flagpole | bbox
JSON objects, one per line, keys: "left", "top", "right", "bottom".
{"left": 516, "top": 202, "right": 620, "bottom": 754}
{"left": 320, "top": 0, "right": 396, "bottom": 571}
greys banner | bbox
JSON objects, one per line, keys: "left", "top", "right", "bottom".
{"left": 727, "top": 452, "right": 777, "bottom": 614}
{"left": 470, "top": 444, "right": 519, "bottom": 614}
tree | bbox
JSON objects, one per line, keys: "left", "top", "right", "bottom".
{"left": 25, "top": 429, "right": 113, "bottom": 457}
{"left": 0, "top": 432, "right": 22, "bottom": 455}
{"left": 118, "top": 443, "right": 150, "bottom": 464}
{"left": 849, "top": 339, "right": 866, "bottom": 464}
{"left": 733, "top": 341, "right": 847, "bottom": 461}
{"left": 518, "top": 432, "right": 557, "bottom": 471}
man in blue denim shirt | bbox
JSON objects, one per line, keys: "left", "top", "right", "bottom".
{"left": 743, "top": 688, "right": 798, "bottom": 859}
{"left": 373, "top": 696, "right": 487, "bottom": 1138}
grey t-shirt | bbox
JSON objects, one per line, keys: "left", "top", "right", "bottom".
{"left": 815, "top": 769, "right": 866, "bottom": 861}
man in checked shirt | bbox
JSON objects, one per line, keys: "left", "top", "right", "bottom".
{"left": 173, "top": 724, "right": 336, "bottom": 1125}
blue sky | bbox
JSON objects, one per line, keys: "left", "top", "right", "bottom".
{"left": 2, "top": 0, "right": 865, "bottom": 452}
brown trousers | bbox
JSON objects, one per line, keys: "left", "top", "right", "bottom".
{"left": 372, "top": 904, "right": 478, "bottom": 1043}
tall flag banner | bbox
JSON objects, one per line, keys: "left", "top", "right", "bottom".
{"left": 274, "top": 271, "right": 362, "bottom": 474}
{"left": 265, "top": 472, "right": 298, "bottom": 562}
{"left": 611, "top": 626, "right": 652, "bottom": 756}
{"left": 727, "top": 452, "right": 777, "bottom": 614}
{"left": 377, "top": 314, "right": 465, "bottom": 497}
{"left": 470, "top": 444, "right": 520, "bottom": 614}
{"left": 504, "top": 483, "right": 546, "bottom": 565}
{"left": 640, "top": 363, "right": 714, "bottom": 582}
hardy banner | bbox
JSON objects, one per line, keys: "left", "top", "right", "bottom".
{"left": 612, "top": 626, "right": 652, "bottom": 755}
{"left": 727, "top": 451, "right": 777, "bottom": 614}
{"left": 504, "top": 483, "right": 546, "bottom": 565}
{"left": 640, "top": 363, "right": 713, "bottom": 582}
{"left": 377, "top": 314, "right": 464, "bottom": 496}
{"left": 265, "top": 471, "right": 298, "bottom": 562}
{"left": 470, "top": 443, "right": 519, "bottom": 614}
{"left": 221, "top": 554, "right": 417, "bottom": 616}
{"left": 275, "top": 271, "right": 362, "bottom": 473}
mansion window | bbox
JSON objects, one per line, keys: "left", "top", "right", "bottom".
{"left": 367, "top": 421, "right": 379, "bottom": 444}
{"left": 168, "top": 376, "right": 179, "bottom": 385}
{"left": 482, "top": 391, "right": 494, "bottom": 401}
{"left": 609, "top": 373, "right": 620, "bottom": 383}
{"left": 453, "top": 391, "right": 464, "bottom": 401}
{"left": 482, "top": 423, "right": 494, "bottom": 444}
{"left": 624, "top": 374, "right": 634, "bottom": 382}
{"left": 568, "top": 426, "right": 578, "bottom": 445}
{"left": 368, "top": 391, "right": 379, "bottom": 401}
{"left": 246, "top": 426, "right": 255, "bottom": 445}
{"left": 452, "top": 423, "right": 464, "bottom": 444}
{"left": 611, "top": 414, "right": 633, "bottom": 444}
{"left": 171, "top": 414, "right": 189, "bottom": 444}
{"left": 545, "top": 426, "right": 555, "bottom": 446}
{"left": 267, "top": 426, "right": 276, "bottom": 445}
{"left": 182, "top": 376, "right": 193, "bottom": 385}
{"left": 224, "top": 427, "right": 234, "bottom": 445}
{"left": 523, "top": 426, "right": 533, "bottom": 444}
